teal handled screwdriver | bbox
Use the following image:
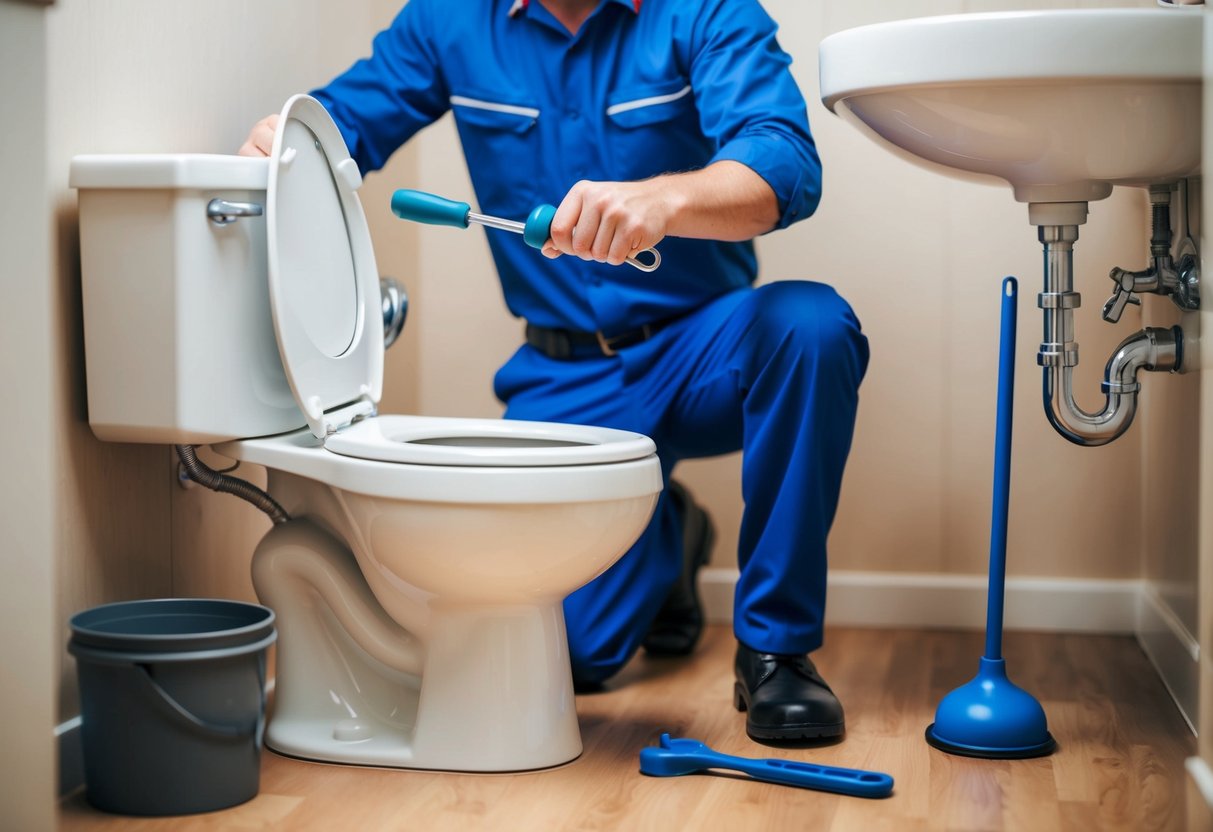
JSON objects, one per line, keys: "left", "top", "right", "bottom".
{"left": 390, "top": 188, "right": 661, "bottom": 272}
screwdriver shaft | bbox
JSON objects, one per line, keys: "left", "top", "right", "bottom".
{"left": 468, "top": 211, "right": 525, "bottom": 234}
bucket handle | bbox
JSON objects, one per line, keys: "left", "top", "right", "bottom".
{"left": 134, "top": 661, "right": 266, "bottom": 742}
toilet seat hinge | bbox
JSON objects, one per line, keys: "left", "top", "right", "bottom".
{"left": 321, "top": 397, "right": 378, "bottom": 436}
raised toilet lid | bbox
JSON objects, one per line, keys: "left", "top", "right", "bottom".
{"left": 266, "top": 94, "right": 383, "bottom": 440}
{"left": 325, "top": 415, "right": 657, "bottom": 467}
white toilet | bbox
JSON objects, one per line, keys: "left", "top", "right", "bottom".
{"left": 69, "top": 95, "right": 663, "bottom": 772}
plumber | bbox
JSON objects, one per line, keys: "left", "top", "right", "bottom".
{"left": 241, "top": 0, "right": 869, "bottom": 743}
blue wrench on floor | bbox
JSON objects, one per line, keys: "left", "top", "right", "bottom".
{"left": 640, "top": 734, "right": 894, "bottom": 798}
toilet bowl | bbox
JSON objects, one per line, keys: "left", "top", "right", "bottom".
{"left": 219, "top": 416, "right": 659, "bottom": 771}
{"left": 70, "top": 95, "right": 663, "bottom": 771}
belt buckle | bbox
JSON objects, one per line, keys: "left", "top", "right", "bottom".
{"left": 595, "top": 324, "right": 653, "bottom": 357}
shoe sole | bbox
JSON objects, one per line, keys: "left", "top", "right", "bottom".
{"left": 733, "top": 682, "right": 846, "bottom": 740}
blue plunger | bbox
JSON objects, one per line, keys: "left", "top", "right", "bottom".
{"left": 925, "top": 277, "right": 1057, "bottom": 759}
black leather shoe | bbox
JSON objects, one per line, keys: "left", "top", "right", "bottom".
{"left": 734, "top": 643, "right": 845, "bottom": 741}
{"left": 642, "top": 481, "right": 715, "bottom": 656}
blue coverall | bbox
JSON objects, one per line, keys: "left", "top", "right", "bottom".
{"left": 313, "top": 0, "right": 870, "bottom": 683}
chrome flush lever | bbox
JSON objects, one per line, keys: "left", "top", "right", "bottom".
{"left": 207, "top": 198, "right": 263, "bottom": 226}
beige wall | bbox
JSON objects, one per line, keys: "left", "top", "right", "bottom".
{"left": 1199, "top": 292, "right": 1212, "bottom": 767}
{"left": 1142, "top": 239, "right": 1202, "bottom": 641}
{"left": 1, "top": 3, "right": 58, "bottom": 829}
{"left": 1198, "top": 4, "right": 1213, "bottom": 775}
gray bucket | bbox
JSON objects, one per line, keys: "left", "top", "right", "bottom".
{"left": 68, "top": 598, "right": 276, "bottom": 816}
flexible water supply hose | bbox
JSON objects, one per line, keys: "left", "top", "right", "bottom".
{"left": 175, "top": 445, "right": 291, "bottom": 525}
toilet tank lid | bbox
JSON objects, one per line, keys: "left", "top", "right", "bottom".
{"left": 69, "top": 154, "right": 269, "bottom": 190}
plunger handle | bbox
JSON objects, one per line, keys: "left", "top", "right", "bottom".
{"left": 985, "top": 277, "right": 1018, "bottom": 661}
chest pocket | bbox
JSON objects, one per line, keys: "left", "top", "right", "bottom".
{"left": 449, "top": 91, "right": 541, "bottom": 214}
{"left": 604, "top": 81, "right": 706, "bottom": 181}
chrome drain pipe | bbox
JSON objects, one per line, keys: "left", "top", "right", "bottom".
{"left": 1037, "top": 224, "right": 1183, "bottom": 447}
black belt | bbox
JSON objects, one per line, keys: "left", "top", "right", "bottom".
{"left": 525, "top": 318, "right": 672, "bottom": 359}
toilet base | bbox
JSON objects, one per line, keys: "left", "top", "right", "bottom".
{"left": 253, "top": 520, "right": 583, "bottom": 772}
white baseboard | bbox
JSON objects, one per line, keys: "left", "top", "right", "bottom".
{"left": 1186, "top": 756, "right": 1213, "bottom": 820}
{"left": 1138, "top": 582, "right": 1200, "bottom": 733}
{"left": 56, "top": 715, "right": 82, "bottom": 797}
{"left": 700, "top": 568, "right": 1141, "bottom": 633}
{"left": 701, "top": 568, "right": 1198, "bottom": 734}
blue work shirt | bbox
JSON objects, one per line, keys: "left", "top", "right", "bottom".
{"left": 313, "top": 0, "right": 821, "bottom": 335}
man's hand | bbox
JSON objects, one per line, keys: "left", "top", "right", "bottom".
{"left": 238, "top": 114, "right": 279, "bottom": 157}
{"left": 541, "top": 162, "right": 780, "bottom": 264}
{"left": 542, "top": 179, "right": 679, "bottom": 267}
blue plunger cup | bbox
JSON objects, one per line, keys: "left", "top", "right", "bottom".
{"left": 925, "top": 277, "right": 1056, "bottom": 759}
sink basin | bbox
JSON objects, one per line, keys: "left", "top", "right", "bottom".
{"left": 819, "top": 9, "right": 1202, "bottom": 206}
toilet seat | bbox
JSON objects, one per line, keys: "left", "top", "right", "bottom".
{"left": 266, "top": 94, "right": 384, "bottom": 440}
{"left": 219, "top": 426, "right": 661, "bottom": 504}
{"left": 325, "top": 415, "right": 655, "bottom": 467}
{"left": 252, "top": 95, "right": 660, "bottom": 493}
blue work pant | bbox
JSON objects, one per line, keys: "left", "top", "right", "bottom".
{"left": 494, "top": 281, "right": 870, "bottom": 684}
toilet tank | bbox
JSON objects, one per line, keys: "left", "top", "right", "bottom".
{"left": 70, "top": 155, "right": 304, "bottom": 444}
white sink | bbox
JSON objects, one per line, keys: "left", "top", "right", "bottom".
{"left": 819, "top": 9, "right": 1202, "bottom": 207}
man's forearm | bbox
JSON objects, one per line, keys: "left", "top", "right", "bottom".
{"left": 658, "top": 160, "right": 780, "bottom": 242}
{"left": 544, "top": 160, "right": 783, "bottom": 266}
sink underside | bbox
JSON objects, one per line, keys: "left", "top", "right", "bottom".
{"left": 819, "top": 9, "right": 1203, "bottom": 204}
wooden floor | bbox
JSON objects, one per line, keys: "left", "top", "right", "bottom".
{"left": 60, "top": 625, "right": 1194, "bottom": 831}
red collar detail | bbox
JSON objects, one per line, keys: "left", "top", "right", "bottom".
{"left": 509, "top": 0, "right": 642, "bottom": 19}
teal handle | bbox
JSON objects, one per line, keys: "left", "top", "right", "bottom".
{"left": 521, "top": 202, "right": 661, "bottom": 272}
{"left": 390, "top": 189, "right": 470, "bottom": 229}
{"left": 523, "top": 204, "right": 557, "bottom": 249}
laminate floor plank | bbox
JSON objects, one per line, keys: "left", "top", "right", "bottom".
{"left": 59, "top": 626, "right": 1195, "bottom": 831}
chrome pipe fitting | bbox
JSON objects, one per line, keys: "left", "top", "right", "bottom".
{"left": 1103, "top": 184, "right": 1200, "bottom": 321}
{"left": 380, "top": 277, "right": 408, "bottom": 349}
{"left": 1037, "top": 224, "right": 1081, "bottom": 369}
{"left": 1101, "top": 326, "right": 1182, "bottom": 396}
{"left": 1043, "top": 326, "right": 1182, "bottom": 447}
{"left": 1037, "top": 222, "right": 1185, "bottom": 447}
